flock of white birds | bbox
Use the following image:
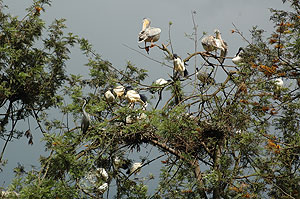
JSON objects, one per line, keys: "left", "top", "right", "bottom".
{"left": 77, "top": 17, "right": 285, "bottom": 193}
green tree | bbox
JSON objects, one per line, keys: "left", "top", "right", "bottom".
{"left": 0, "top": 0, "right": 78, "bottom": 162}
{"left": 2, "top": 0, "right": 300, "bottom": 198}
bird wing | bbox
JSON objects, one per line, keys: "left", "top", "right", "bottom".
{"left": 147, "top": 27, "right": 161, "bottom": 37}
{"left": 105, "top": 90, "right": 115, "bottom": 101}
{"left": 214, "top": 39, "right": 224, "bottom": 51}
{"left": 201, "top": 36, "right": 217, "bottom": 51}
{"left": 138, "top": 27, "right": 161, "bottom": 43}
{"left": 81, "top": 114, "right": 90, "bottom": 134}
{"left": 174, "top": 58, "right": 185, "bottom": 72}
{"left": 126, "top": 90, "right": 141, "bottom": 102}
{"left": 113, "top": 86, "right": 125, "bottom": 97}
{"left": 232, "top": 56, "right": 242, "bottom": 65}
{"left": 155, "top": 78, "right": 168, "bottom": 85}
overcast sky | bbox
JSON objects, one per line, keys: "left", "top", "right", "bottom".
{"left": 0, "top": 0, "right": 290, "bottom": 191}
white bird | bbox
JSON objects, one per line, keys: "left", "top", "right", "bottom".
{"left": 232, "top": 47, "right": 245, "bottom": 65}
{"left": 150, "top": 78, "right": 170, "bottom": 94}
{"left": 113, "top": 85, "right": 125, "bottom": 98}
{"left": 126, "top": 112, "right": 147, "bottom": 124}
{"left": 273, "top": 78, "right": 284, "bottom": 99}
{"left": 98, "top": 182, "right": 108, "bottom": 193}
{"left": 114, "top": 156, "right": 121, "bottom": 167}
{"left": 201, "top": 30, "right": 227, "bottom": 63}
{"left": 173, "top": 54, "right": 188, "bottom": 77}
{"left": 214, "top": 29, "right": 228, "bottom": 64}
{"left": 96, "top": 168, "right": 109, "bottom": 181}
{"left": 81, "top": 99, "right": 91, "bottom": 134}
{"left": 201, "top": 35, "right": 223, "bottom": 52}
{"left": 274, "top": 78, "right": 284, "bottom": 89}
{"left": 155, "top": 78, "right": 169, "bottom": 85}
{"left": 130, "top": 162, "right": 142, "bottom": 175}
{"left": 196, "top": 68, "right": 215, "bottom": 85}
{"left": 104, "top": 90, "right": 115, "bottom": 103}
{"left": 125, "top": 89, "right": 147, "bottom": 108}
{"left": 138, "top": 18, "right": 161, "bottom": 53}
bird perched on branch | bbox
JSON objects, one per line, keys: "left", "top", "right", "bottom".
{"left": 81, "top": 98, "right": 91, "bottom": 134}
{"left": 104, "top": 89, "right": 116, "bottom": 103}
{"left": 274, "top": 77, "right": 284, "bottom": 99}
{"left": 138, "top": 18, "right": 161, "bottom": 53}
{"left": 201, "top": 29, "right": 227, "bottom": 64}
{"left": 126, "top": 111, "right": 147, "bottom": 124}
{"left": 155, "top": 78, "right": 169, "bottom": 85}
{"left": 214, "top": 29, "right": 228, "bottom": 64}
{"left": 125, "top": 88, "right": 148, "bottom": 108}
{"left": 95, "top": 168, "right": 109, "bottom": 181}
{"left": 196, "top": 68, "right": 215, "bottom": 85}
{"left": 232, "top": 47, "right": 245, "bottom": 65}
{"left": 113, "top": 85, "right": 125, "bottom": 98}
{"left": 150, "top": 78, "right": 171, "bottom": 94}
{"left": 98, "top": 183, "right": 108, "bottom": 193}
{"left": 173, "top": 54, "right": 188, "bottom": 78}
{"left": 201, "top": 35, "right": 223, "bottom": 53}
{"left": 274, "top": 78, "right": 284, "bottom": 89}
{"left": 104, "top": 85, "right": 126, "bottom": 103}
{"left": 128, "top": 162, "right": 142, "bottom": 175}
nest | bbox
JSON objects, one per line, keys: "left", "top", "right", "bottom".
{"left": 120, "top": 124, "right": 156, "bottom": 152}
{"left": 117, "top": 118, "right": 228, "bottom": 157}
{"left": 198, "top": 121, "right": 227, "bottom": 140}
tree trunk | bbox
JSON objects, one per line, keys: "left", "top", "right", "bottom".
{"left": 213, "top": 142, "right": 222, "bottom": 199}
{"left": 193, "top": 160, "right": 208, "bottom": 199}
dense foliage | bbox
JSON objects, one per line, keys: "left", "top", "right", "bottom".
{"left": 0, "top": 0, "right": 78, "bottom": 162}
{"left": 1, "top": 0, "right": 300, "bottom": 198}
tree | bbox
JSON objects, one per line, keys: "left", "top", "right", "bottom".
{"left": 2, "top": 0, "right": 300, "bottom": 198}
{"left": 0, "top": 0, "right": 78, "bottom": 163}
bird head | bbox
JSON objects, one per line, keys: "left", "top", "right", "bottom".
{"left": 82, "top": 97, "right": 90, "bottom": 103}
{"left": 173, "top": 54, "right": 178, "bottom": 59}
{"left": 234, "top": 47, "right": 245, "bottom": 57}
{"left": 142, "top": 18, "right": 151, "bottom": 31}
{"left": 139, "top": 94, "right": 148, "bottom": 104}
{"left": 214, "top": 29, "right": 220, "bottom": 34}
{"left": 124, "top": 86, "right": 132, "bottom": 94}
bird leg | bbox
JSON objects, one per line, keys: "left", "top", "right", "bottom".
{"left": 138, "top": 41, "right": 157, "bottom": 54}
{"left": 138, "top": 42, "right": 150, "bottom": 54}
{"left": 145, "top": 42, "right": 158, "bottom": 54}
{"left": 129, "top": 103, "right": 135, "bottom": 109}
{"left": 150, "top": 41, "right": 156, "bottom": 48}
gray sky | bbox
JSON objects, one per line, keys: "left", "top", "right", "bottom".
{"left": 1, "top": 0, "right": 290, "bottom": 191}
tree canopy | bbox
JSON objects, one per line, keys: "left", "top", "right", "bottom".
{"left": 1, "top": 0, "right": 300, "bottom": 198}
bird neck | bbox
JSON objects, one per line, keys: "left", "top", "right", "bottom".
{"left": 215, "top": 32, "right": 221, "bottom": 40}
{"left": 142, "top": 20, "right": 150, "bottom": 31}
{"left": 82, "top": 101, "right": 88, "bottom": 115}
{"left": 236, "top": 48, "right": 243, "bottom": 56}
